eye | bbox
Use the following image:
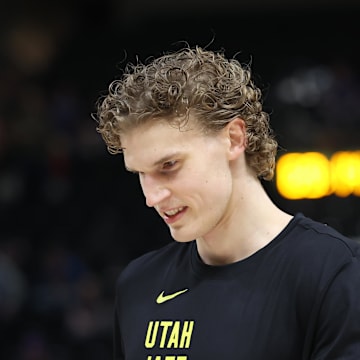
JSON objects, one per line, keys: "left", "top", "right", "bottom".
{"left": 162, "top": 160, "right": 178, "bottom": 171}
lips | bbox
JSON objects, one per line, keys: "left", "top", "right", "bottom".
{"left": 162, "top": 206, "right": 187, "bottom": 224}
{"left": 164, "top": 206, "right": 185, "bottom": 217}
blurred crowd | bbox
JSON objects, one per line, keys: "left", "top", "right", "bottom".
{"left": 1, "top": 1, "right": 360, "bottom": 359}
{"left": 0, "top": 2, "right": 165, "bottom": 358}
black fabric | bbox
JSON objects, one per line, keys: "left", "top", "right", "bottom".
{"left": 113, "top": 213, "right": 360, "bottom": 359}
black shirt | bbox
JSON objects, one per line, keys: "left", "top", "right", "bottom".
{"left": 114, "top": 213, "right": 360, "bottom": 359}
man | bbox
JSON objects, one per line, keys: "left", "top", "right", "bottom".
{"left": 95, "top": 46, "right": 360, "bottom": 359}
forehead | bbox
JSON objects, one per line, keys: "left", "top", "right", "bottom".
{"left": 121, "top": 119, "right": 204, "bottom": 170}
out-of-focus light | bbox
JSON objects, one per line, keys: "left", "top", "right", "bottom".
{"left": 330, "top": 151, "right": 360, "bottom": 197}
{"left": 275, "top": 66, "right": 333, "bottom": 107}
{"left": 276, "top": 152, "right": 330, "bottom": 199}
{"left": 276, "top": 151, "right": 360, "bottom": 199}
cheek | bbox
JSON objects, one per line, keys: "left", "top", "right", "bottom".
{"left": 194, "top": 170, "right": 233, "bottom": 203}
{"left": 207, "top": 168, "right": 234, "bottom": 207}
{"left": 179, "top": 158, "right": 232, "bottom": 200}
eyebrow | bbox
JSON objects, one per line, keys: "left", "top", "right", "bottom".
{"left": 125, "top": 151, "right": 183, "bottom": 173}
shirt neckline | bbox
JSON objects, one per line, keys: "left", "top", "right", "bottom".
{"left": 190, "top": 212, "right": 305, "bottom": 278}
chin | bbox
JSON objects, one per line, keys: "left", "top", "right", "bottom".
{"left": 169, "top": 228, "right": 196, "bottom": 243}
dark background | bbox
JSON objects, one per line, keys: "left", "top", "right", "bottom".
{"left": 1, "top": 0, "right": 360, "bottom": 358}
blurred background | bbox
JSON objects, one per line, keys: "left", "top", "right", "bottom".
{"left": 1, "top": 0, "right": 360, "bottom": 358}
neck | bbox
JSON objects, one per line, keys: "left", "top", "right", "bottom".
{"left": 196, "top": 176, "right": 292, "bottom": 266}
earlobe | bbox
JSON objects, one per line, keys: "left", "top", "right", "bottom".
{"left": 227, "top": 118, "right": 246, "bottom": 160}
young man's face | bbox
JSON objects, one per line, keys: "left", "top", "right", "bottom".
{"left": 121, "top": 118, "right": 243, "bottom": 242}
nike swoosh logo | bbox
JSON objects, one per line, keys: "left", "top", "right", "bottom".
{"left": 156, "top": 289, "right": 189, "bottom": 304}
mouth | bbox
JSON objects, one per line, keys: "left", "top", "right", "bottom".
{"left": 162, "top": 206, "right": 187, "bottom": 224}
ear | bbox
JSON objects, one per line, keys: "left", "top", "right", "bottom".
{"left": 225, "top": 117, "right": 246, "bottom": 160}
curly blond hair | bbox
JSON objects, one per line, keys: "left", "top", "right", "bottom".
{"left": 95, "top": 46, "right": 278, "bottom": 180}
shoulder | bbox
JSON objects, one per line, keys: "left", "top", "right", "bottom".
{"left": 286, "top": 213, "right": 360, "bottom": 258}
{"left": 272, "top": 214, "right": 360, "bottom": 317}
{"left": 279, "top": 213, "right": 360, "bottom": 282}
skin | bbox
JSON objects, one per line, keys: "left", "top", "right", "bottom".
{"left": 121, "top": 116, "right": 293, "bottom": 266}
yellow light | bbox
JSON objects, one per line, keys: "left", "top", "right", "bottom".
{"left": 276, "top": 152, "right": 330, "bottom": 199}
{"left": 276, "top": 153, "right": 302, "bottom": 199}
{"left": 276, "top": 151, "right": 360, "bottom": 199}
{"left": 330, "top": 151, "right": 360, "bottom": 197}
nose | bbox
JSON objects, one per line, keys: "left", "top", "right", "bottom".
{"left": 140, "top": 175, "right": 171, "bottom": 207}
